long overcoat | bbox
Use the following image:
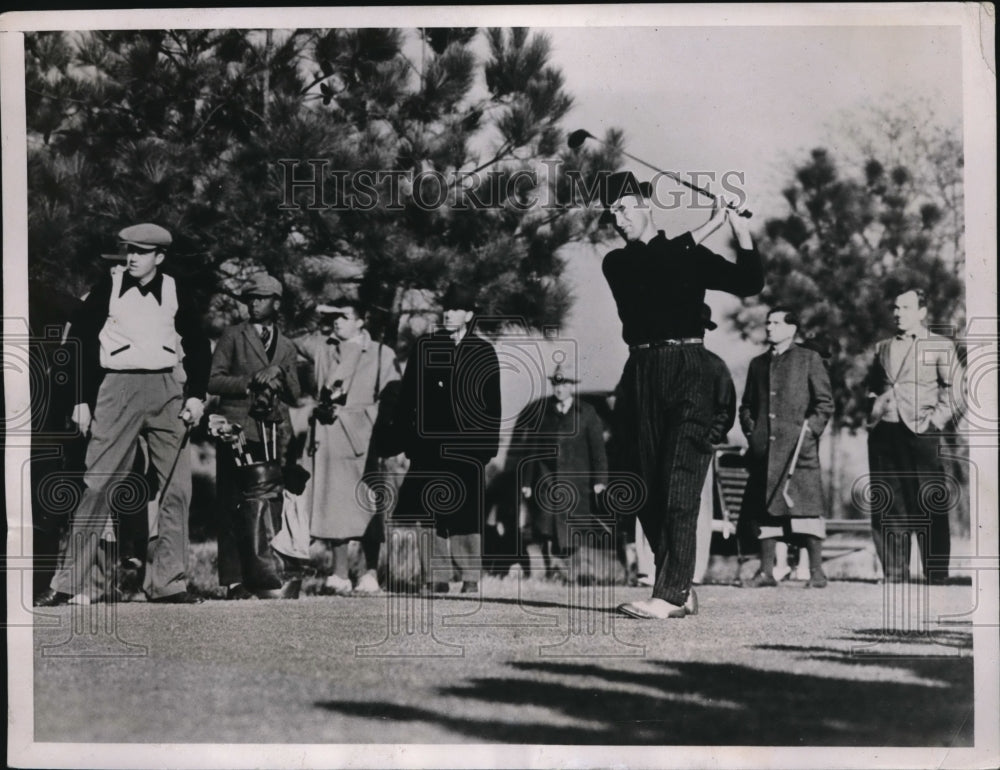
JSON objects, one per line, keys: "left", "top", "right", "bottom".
{"left": 392, "top": 329, "right": 502, "bottom": 536}
{"left": 517, "top": 397, "right": 609, "bottom": 550}
{"left": 296, "top": 330, "right": 400, "bottom": 540}
{"left": 739, "top": 343, "right": 833, "bottom": 519}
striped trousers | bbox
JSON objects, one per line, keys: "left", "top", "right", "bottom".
{"left": 614, "top": 345, "right": 714, "bottom": 605}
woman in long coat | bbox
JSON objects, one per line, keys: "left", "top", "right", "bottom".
{"left": 295, "top": 301, "right": 399, "bottom": 593}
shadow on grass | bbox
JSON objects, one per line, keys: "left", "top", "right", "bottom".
{"left": 316, "top": 629, "right": 973, "bottom": 746}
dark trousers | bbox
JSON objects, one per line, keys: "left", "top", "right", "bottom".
{"left": 868, "top": 421, "right": 951, "bottom": 581}
{"left": 615, "top": 345, "right": 714, "bottom": 606}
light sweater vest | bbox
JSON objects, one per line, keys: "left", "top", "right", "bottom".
{"left": 99, "top": 271, "right": 179, "bottom": 370}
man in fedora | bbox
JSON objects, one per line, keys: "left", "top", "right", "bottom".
{"left": 391, "top": 283, "right": 502, "bottom": 594}
{"left": 36, "top": 223, "right": 211, "bottom": 605}
{"left": 517, "top": 360, "right": 609, "bottom": 579}
{"left": 208, "top": 273, "right": 302, "bottom": 599}
{"left": 601, "top": 172, "right": 764, "bottom": 619}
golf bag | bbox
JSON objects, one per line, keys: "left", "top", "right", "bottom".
{"left": 235, "top": 459, "right": 285, "bottom": 591}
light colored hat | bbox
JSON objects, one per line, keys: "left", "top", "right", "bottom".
{"left": 101, "top": 222, "right": 172, "bottom": 259}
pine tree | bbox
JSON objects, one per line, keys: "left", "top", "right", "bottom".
{"left": 25, "top": 28, "right": 621, "bottom": 346}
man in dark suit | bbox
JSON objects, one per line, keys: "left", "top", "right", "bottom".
{"left": 517, "top": 361, "right": 609, "bottom": 577}
{"left": 739, "top": 307, "right": 834, "bottom": 588}
{"left": 392, "top": 283, "right": 502, "bottom": 594}
{"left": 207, "top": 274, "right": 301, "bottom": 599}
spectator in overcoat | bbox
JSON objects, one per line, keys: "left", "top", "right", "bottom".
{"left": 517, "top": 361, "right": 609, "bottom": 576}
{"left": 739, "top": 307, "right": 834, "bottom": 588}
{"left": 391, "top": 283, "right": 502, "bottom": 594}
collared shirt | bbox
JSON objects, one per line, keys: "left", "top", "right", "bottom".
{"left": 119, "top": 271, "right": 164, "bottom": 303}
{"left": 868, "top": 325, "right": 963, "bottom": 431}
{"left": 555, "top": 396, "right": 574, "bottom": 415}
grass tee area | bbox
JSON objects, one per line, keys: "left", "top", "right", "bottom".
{"left": 33, "top": 579, "right": 973, "bottom": 747}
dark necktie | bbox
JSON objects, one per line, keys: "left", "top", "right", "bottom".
{"left": 260, "top": 326, "right": 271, "bottom": 349}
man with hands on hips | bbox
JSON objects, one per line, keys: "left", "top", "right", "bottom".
{"left": 36, "top": 223, "right": 210, "bottom": 606}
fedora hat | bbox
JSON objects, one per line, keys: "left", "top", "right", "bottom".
{"left": 440, "top": 283, "right": 478, "bottom": 312}
{"left": 549, "top": 362, "right": 579, "bottom": 385}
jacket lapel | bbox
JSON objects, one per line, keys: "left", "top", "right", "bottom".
{"left": 244, "top": 323, "right": 269, "bottom": 367}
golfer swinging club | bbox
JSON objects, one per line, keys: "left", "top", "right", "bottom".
{"left": 601, "top": 171, "right": 764, "bottom": 620}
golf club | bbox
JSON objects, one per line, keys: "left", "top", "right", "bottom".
{"left": 782, "top": 420, "right": 811, "bottom": 509}
{"left": 567, "top": 129, "right": 753, "bottom": 218}
{"left": 158, "top": 424, "right": 192, "bottom": 507}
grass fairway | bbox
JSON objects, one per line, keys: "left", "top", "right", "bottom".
{"left": 33, "top": 579, "right": 973, "bottom": 746}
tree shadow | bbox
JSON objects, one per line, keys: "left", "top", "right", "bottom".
{"left": 316, "top": 628, "right": 973, "bottom": 745}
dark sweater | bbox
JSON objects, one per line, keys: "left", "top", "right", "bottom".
{"left": 602, "top": 231, "right": 764, "bottom": 345}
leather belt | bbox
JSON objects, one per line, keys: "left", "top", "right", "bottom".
{"left": 105, "top": 367, "right": 174, "bottom": 374}
{"left": 629, "top": 338, "right": 703, "bottom": 351}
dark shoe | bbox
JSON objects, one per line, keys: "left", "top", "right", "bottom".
{"left": 225, "top": 584, "right": 258, "bottom": 601}
{"left": 460, "top": 581, "right": 479, "bottom": 594}
{"left": 743, "top": 571, "right": 778, "bottom": 588}
{"left": 150, "top": 591, "right": 204, "bottom": 604}
{"left": 34, "top": 588, "right": 71, "bottom": 607}
{"left": 805, "top": 572, "right": 828, "bottom": 589}
{"left": 684, "top": 588, "right": 699, "bottom": 616}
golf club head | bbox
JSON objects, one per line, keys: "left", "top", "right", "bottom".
{"left": 567, "top": 129, "right": 593, "bottom": 150}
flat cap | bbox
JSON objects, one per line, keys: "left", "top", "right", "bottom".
{"left": 240, "top": 274, "right": 283, "bottom": 299}
{"left": 118, "top": 223, "right": 173, "bottom": 249}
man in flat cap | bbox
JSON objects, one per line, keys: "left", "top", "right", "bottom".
{"left": 37, "top": 223, "right": 211, "bottom": 605}
{"left": 290, "top": 297, "right": 400, "bottom": 595}
{"left": 601, "top": 172, "right": 764, "bottom": 620}
{"left": 207, "top": 273, "right": 302, "bottom": 599}
{"left": 391, "top": 283, "right": 502, "bottom": 594}
{"left": 517, "top": 361, "right": 609, "bottom": 579}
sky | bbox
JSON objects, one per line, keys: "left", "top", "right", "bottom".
{"left": 544, "top": 25, "right": 962, "bottom": 222}
{"left": 534, "top": 24, "right": 965, "bottom": 394}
